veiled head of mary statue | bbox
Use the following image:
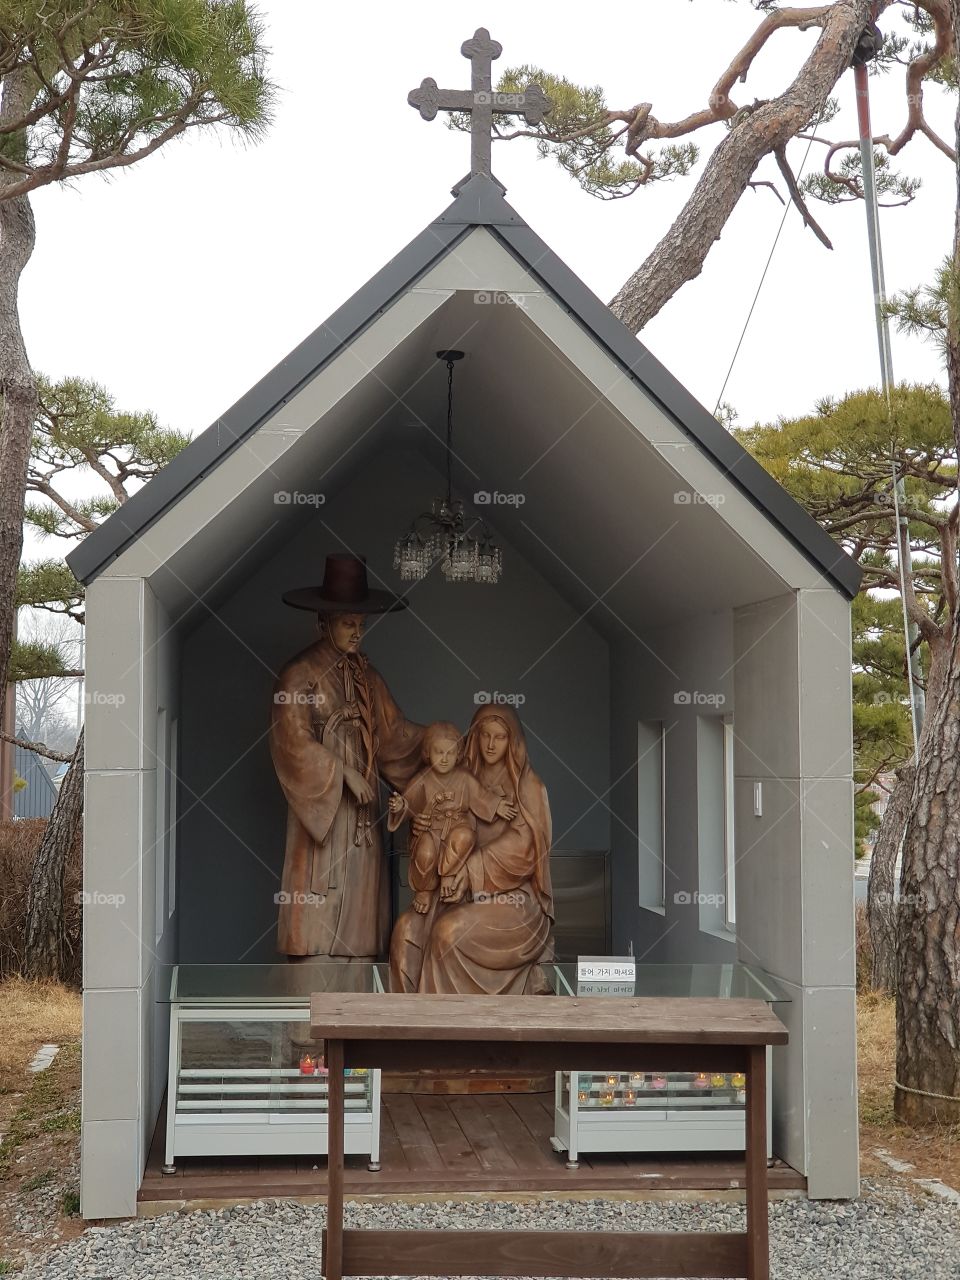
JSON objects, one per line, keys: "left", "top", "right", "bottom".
{"left": 465, "top": 703, "right": 528, "bottom": 774}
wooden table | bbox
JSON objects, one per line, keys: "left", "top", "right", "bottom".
{"left": 311, "top": 993, "right": 788, "bottom": 1280}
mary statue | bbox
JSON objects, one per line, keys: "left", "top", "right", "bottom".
{"left": 390, "top": 703, "right": 554, "bottom": 994}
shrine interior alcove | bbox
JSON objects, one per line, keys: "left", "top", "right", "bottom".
{"left": 165, "top": 289, "right": 815, "bottom": 976}
{"left": 69, "top": 176, "right": 861, "bottom": 1218}
{"left": 176, "top": 444, "right": 613, "bottom": 965}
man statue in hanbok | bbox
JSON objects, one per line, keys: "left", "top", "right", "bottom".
{"left": 270, "top": 554, "right": 423, "bottom": 961}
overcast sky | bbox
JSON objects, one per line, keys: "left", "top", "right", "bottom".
{"left": 19, "top": 3, "right": 957, "bottom": 458}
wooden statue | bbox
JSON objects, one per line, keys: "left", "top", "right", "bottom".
{"left": 389, "top": 704, "right": 554, "bottom": 994}
{"left": 387, "top": 721, "right": 516, "bottom": 916}
{"left": 270, "top": 554, "right": 423, "bottom": 961}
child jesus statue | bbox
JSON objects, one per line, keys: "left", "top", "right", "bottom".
{"left": 387, "top": 721, "right": 516, "bottom": 915}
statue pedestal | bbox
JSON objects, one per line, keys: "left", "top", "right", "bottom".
{"left": 383, "top": 1068, "right": 551, "bottom": 1095}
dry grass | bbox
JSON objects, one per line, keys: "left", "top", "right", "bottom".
{"left": 0, "top": 977, "right": 84, "bottom": 1263}
{"left": 857, "top": 989, "right": 960, "bottom": 1188}
{"left": 857, "top": 989, "right": 896, "bottom": 1126}
{"left": 0, "top": 977, "right": 81, "bottom": 1089}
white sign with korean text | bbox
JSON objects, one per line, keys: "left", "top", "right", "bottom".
{"left": 576, "top": 956, "right": 636, "bottom": 996}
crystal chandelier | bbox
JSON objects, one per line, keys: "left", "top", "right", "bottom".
{"left": 393, "top": 350, "right": 503, "bottom": 584}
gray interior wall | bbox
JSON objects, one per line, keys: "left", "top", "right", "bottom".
{"left": 176, "top": 448, "right": 610, "bottom": 962}
{"left": 609, "top": 595, "right": 858, "bottom": 1199}
{"left": 608, "top": 611, "right": 738, "bottom": 964}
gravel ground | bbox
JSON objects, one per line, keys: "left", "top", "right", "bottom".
{"left": 14, "top": 1179, "right": 960, "bottom": 1279}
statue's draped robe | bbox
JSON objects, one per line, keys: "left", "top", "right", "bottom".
{"left": 390, "top": 706, "right": 553, "bottom": 993}
{"left": 270, "top": 638, "right": 422, "bottom": 958}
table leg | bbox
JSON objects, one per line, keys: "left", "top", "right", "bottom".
{"left": 326, "top": 1038, "right": 345, "bottom": 1280}
{"left": 744, "top": 1043, "right": 769, "bottom": 1280}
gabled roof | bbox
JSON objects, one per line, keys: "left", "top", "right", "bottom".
{"left": 67, "top": 174, "right": 861, "bottom": 599}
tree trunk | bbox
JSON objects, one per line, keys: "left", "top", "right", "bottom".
{"left": 608, "top": 0, "right": 871, "bottom": 332}
{"left": 871, "top": 629, "right": 951, "bottom": 993}
{"left": 0, "top": 69, "right": 39, "bottom": 691}
{"left": 23, "top": 729, "right": 84, "bottom": 980}
{"left": 895, "top": 624, "right": 960, "bottom": 1123}
{"left": 868, "top": 763, "right": 915, "bottom": 993}
{"left": 950, "top": 0, "right": 960, "bottom": 433}
{"left": 893, "top": 1, "right": 960, "bottom": 1125}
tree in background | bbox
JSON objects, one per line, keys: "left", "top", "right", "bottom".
{"left": 740, "top": 384, "right": 954, "bottom": 994}
{"left": 0, "top": 2, "right": 272, "bottom": 979}
{"left": 14, "top": 612, "right": 81, "bottom": 745}
{"left": 850, "top": 591, "right": 915, "bottom": 856}
{"left": 0, "top": 0, "right": 273, "bottom": 752}
{"left": 489, "top": 0, "right": 960, "bottom": 1123}
{"left": 880, "top": 0, "right": 960, "bottom": 1113}
{"left": 482, "top": 1, "right": 954, "bottom": 330}
{"left": 11, "top": 376, "right": 188, "bottom": 979}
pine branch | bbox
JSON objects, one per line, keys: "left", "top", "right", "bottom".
{"left": 0, "top": 732, "right": 74, "bottom": 764}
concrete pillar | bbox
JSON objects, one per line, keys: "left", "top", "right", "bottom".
{"left": 733, "top": 589, "right": 858, "bottom": 1199}
{"left": 80, "top": 576, "right": 159, "bottom": 1218}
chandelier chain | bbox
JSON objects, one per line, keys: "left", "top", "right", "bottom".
{"left": 393, "top": 350, "right": 503, "bottom": 584}
{"left": 446, "top": 356, "right": 455, "bottom": 504}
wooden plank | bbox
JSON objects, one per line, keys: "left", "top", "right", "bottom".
{"left": 342, "top": 1040, "right": 751, "bottom": 1075}
{"left": 325, "top": 1039, "right": 344, "bottom": 1280}
{"left": 447, "top": 1095, "right": 520, "bottom": 1173}
{"left": 376, "top": 1096, "right": 409, "bottom": 1174}
{"left": 332, "top": 1228, "right": 749, "bottom": 1277}
{"left": 745, "top": 1043, "right": 769, "bottom": 1280}
{"left": 506, "top": 1091, "right": 557, "bottom": 1144}
{"left": 414, "top": 1096, "right": 480, "bottom": 1172}
{"left": 479, "top": 1090, "right": 558, "bottom": 1172}
{"left": 137, "top": 1157, "right": 807, "bottom": 1201}
{"left": 257, "top": 1156, "right": 300, "bottom": 1176}
{"left": 382, "top": 1094, "right": 445, "bottom": 1172}
{"left": 311, "top": 994, "right": 788, "bottom": 1046}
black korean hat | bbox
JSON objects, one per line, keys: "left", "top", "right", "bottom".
{"left": 282, "top": 554, "right": 407, "bottom": 614}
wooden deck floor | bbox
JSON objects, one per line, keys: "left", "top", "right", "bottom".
{"left": 140, "top": 1092, "right": 806, "bottom": 1203}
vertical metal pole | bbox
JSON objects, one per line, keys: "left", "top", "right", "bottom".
{"left": 854, "top": 57, "right": 924, "bottom": 755}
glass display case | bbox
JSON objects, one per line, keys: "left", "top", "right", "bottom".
{"left": 158, "top": 960, "right": 787, "bottom": 1175}
{"left": 549, "top": 964, "right": 787, "bottom": 1168}
{"left": 159, "top": 963, "right": 386, "bottom": 1173}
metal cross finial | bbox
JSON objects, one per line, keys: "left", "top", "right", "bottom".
{"left": 408, "top": 28, "right": 552, "bottom": 179}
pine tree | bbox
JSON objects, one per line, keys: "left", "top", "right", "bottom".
{"left": 740, "top": 383, "right": 955, "bottom": 995}
{"left": 12, "top": 376, "right": 189, "bottom": 979}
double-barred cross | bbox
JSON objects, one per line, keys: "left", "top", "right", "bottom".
{"left": 408, "top": 28, "right": 551, "bottom": 179}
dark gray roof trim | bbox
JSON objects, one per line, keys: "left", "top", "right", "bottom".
{"left": 68, "top": 174, "right": 861, "bottom": 599}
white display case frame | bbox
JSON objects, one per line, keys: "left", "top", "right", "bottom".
{"left": 550, "top": 1052, "right": 773, "bottom": 1169}
{"left": 549, "top": 962, "right": 783, "bottom": 1169}
{"left": 163, "top": 967, "right": 383, "bottom": 1174}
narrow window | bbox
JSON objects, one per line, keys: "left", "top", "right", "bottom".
{"left": 637, "top": 720, "right": 666, "bottom": 912}
{"left": 723, "top": 714, "right": 736, "bottom": 928}
{"left": 167, "top": 718, "right": 179, "bottom": 918}
{"left": 155, "top": 708, "right": 168, "bottom": 944}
